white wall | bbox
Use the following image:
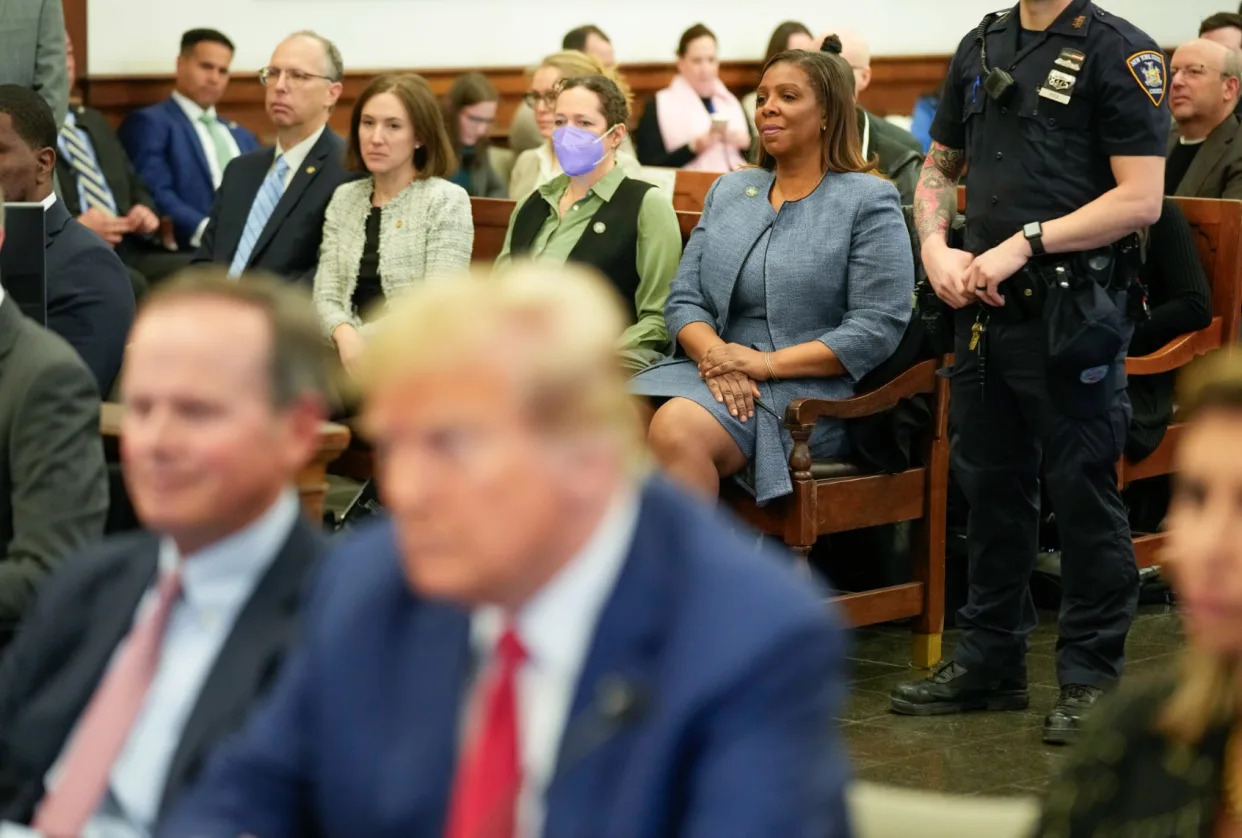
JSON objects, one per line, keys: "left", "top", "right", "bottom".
{"left": 88, "top": 0, "right": 1224, "bottom": 75}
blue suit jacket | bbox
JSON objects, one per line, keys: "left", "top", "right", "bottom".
{"left": 159, "top": 479, "right": 852, "bottom": 838}
{"left": 118, "top": 98, "right": 260, "bottom": 248}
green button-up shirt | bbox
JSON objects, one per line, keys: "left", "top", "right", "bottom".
{"left": 495, "top": 166, "right": 681, "bottom": 372}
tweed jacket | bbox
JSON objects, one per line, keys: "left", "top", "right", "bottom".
{"left": 656, "top": 168, "right": 913, "bottom": 503}
{"left": 1168, "top": 114, "right": 1242, "bottom": 200}
{"left": 313, "top": 176, "right": 473, "bottom": 336}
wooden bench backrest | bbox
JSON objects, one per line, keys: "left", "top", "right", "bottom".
{"left": 470, "top": 197, "right": 700, "bottom": 264}
{"left": 672, "top": 170, "right": 724, "bottom": 213}
{"left": 950, "top": 189, "right": 1242, "bottom": 339}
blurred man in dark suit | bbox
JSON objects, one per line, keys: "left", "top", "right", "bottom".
{"left": 0, "top": 186, "right": 107, "bottom": 648}
{"left": 161, "top": 265, "right": 852, "bottom": 838}
{"left": 0, "top": 84, "right": 133, "bottom": 395}
{"left": 57, "top": 31, "right": 191, "bottom": 298}
{"left": 119, "top": 28, "right": 259, "bottom": 251}
{"left": 193, "top": 31, "right": 351, "bottom": 286}
{"left": 0, "top": 269, "right": 331, "bottom": 838}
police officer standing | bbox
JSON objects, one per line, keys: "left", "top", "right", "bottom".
{"left": 890, "top": 0, "right": 1168, "bottom": 745}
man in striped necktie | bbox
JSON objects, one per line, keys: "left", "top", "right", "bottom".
{"left": 56, "top": 31, "right": 192, "bottom": 296}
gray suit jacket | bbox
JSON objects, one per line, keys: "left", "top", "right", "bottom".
{"left": 0, "top": 0, "right": 67, "bottom": 124}
{"left": 1169, "top": 115, "right": 1242, "bottom": 200}
{"left": 0, "top": 294, "right": 106, "bottom": 635}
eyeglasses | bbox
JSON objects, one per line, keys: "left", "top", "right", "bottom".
{"left": 463, "top": 114, "right": 496, "bottom": 127}
{"left": 523, "top": 90, "right": 559, "bottom": 109}
{"left": 258, "top": 66, "right": 335, "bottom": 87}
{"left": 1170, "top": 63, "right": 1226, "bottom": 81}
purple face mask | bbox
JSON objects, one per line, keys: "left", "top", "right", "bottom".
{"left": 552, "top": 124, "right": 618, "bottom": 176}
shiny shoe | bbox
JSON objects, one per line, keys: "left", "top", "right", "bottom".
{"left": 890, "top": 661, "right": 1029, "bottom": 716}
{"left": 1042, "top": 684, "right": 1103, "bottom": 745}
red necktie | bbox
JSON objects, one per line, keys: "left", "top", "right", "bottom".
{"left": 444, "top": 626, "right": 527, "bottom": 838}
{"left": 33, "top": 571, "right": 182, "bottom": 838}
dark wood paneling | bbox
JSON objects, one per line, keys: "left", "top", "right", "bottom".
{"left": 82, "top": 54, "right": 950, "bottom": 145}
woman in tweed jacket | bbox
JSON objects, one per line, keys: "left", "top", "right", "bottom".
{"left": 631, "top": 49, "right": 913, "bottom": 504}
{"left": 315, "top": 74, "right": 473, "bottom": 370}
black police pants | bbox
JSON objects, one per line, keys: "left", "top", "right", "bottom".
{"left": 948, "top": 310, "right": 1138, "bottom": 688}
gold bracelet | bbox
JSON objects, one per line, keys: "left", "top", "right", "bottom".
{"left": 764, "top": 352, "right": 780, "bottom": 382}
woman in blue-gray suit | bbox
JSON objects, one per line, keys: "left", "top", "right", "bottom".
{"left": 632, "top": 47, "right": 914, "bottom": 504}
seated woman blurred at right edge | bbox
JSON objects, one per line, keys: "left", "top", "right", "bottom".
{"left": 1037, "top": 350, "right": 1242, "bottom": 838}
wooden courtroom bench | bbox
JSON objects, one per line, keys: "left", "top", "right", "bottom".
{"left": 458, "top": 196, "right": 949, "bottom": 667}
{"left": 99, "top": 403, "right": 352, "bottom": 524}
{"left": 1119, "top": 197, "right": 1242, "bottom": 567}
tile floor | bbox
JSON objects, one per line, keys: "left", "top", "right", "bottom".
{"left": 843, "top": 604, "right": 1183, "bottom": 796}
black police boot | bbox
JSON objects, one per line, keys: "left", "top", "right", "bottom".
{"left": 890, "top": 661, "right": 1029, "bottom": 716}
{"left": 1042, "top": 684, "right": 1103, "bottom": 745}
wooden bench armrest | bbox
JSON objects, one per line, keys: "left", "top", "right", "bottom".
{"left": 1125, "top": 317, "right": 1223, "bottom": 377}
{"left": 784, "top": 359, "right": 939, "bottom": 427}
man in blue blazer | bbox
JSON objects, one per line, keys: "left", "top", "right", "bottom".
{"left": 0, "top": 84, "right": 133, "bottom": 395}
{"left": 191, "top": 31, "right": 351, "bottom": 286}
{"left": 118, "top": 29, "right": 259, "bottom": 251}
{"left": 161, "top": 265, "right": 851, "bottom": 838}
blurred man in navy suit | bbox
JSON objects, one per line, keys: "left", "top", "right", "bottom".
{"left": 161, "top": 264, "right": 852, "bottom": 838}
{"left": 119, "top": 28, "right": 259, "bottom": 251}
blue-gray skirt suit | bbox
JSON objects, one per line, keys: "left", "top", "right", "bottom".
{"left": 631, "top": 168, "right": 914, "bottom": 503}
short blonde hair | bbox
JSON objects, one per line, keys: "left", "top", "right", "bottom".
{"left": 535, "top": 50, "right": 633, "bottom": 113}
{"left": 356, "top": 263, "right": 644, "bottom": 464}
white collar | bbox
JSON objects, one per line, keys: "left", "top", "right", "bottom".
{"left": 1179, "top": 134, "right": 1209, "bottom": 146}
{"left": 157, "top": 489, "right": 299, "bottom": 613}
{"left": 171, "top": 89, "right": 217, "bottom": 122}
{"left": 40, "top": 192, "right": 56, "bottom": 210}
{"left": 471, "top": 486, "right": 640, "bottom": 674}
{"left": 276, "top": 124, "right": 327, "bottom": 177}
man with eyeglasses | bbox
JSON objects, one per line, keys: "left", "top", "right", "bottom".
{"left": 192, "top": 30, "right": 352, "bottom": 286}
{"left": 1168, "top": 37, "right": 1242, "bottom": 198}
{"left": 119, "top": 29, "right": 260, "bottom": 251}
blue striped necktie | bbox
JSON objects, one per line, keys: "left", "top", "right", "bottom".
{"left": 58, "top": 119, "right": 118, "bottom": 215}
{"left": 228, "top": 155, "right": 290, "bottom": 277}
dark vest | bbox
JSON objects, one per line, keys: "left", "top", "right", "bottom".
{"left": 508, "top": 176, "right": 654, "bottom": 321}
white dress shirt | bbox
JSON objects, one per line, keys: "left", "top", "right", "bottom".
{"left": 170, "top": 90, "right": 240, "bottom": 190}
{"left": 43, "top": 490, "right": 300, "bottom": 838}
{"left": 468, "top": 488, "right": 639, "bottom": 838}
{"left": 270, "top": 124, "right": 326, "bottom": 191}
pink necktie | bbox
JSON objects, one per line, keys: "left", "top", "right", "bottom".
{"left": 33, "top": 571, "right": 182, "bottom": 838}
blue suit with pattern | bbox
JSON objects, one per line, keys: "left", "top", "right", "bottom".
{"left": 159, "top": 478, "right": 852, "bottom": 838}
{"left": 118, "top": 98, "right": 260, "bottom": 249}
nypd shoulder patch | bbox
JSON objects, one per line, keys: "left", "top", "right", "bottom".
{"left": 1126, "top": 50, "right": 1166, "bottom": 107}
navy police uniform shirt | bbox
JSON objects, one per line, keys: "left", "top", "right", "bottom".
{"left": 932, "top": 0, "right": 1170, "bottom": 255}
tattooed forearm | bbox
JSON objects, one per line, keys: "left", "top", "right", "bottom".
{"left": 913, "top": 142, "right": 966, "bottom": 247}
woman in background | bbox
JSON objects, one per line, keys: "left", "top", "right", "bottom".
{"left": 1038, "top": 350, "right": 1242, "bottom": 837}
{"left": 507, "top": 50, "right": 640, "bottom": 202}
{"left": 631, "top": 48, "right": 912, "bottom": 502}
{"left": 635, "top": 24, "right": 753, "bottom": 171}
{"left": 444, "top": 72, "right": 506, "bottom": 198}
{"left": 314, "top": 73, "right": 473, "bottom": 373}
{"left": 496, "top": 75, "right": 681, "bottom": 373}
{"left": 741, "top": 22, "right": 816, "bottom": 121}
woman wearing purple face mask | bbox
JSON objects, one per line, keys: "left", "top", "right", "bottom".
{"left": 496, "top": 75, "right": 681, "bottom": 374}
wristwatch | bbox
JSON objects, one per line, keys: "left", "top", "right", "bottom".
{"left": 1023, "top": 221, "right": 1046, "bottom": 257}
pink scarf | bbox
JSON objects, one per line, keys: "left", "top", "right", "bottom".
{"left": 655, "top": 74, "right": 749, "bottom": 172}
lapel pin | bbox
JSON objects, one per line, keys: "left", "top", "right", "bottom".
{"left": 305, "top": 165, "right": 316, "bottom": 175}
{"left": 745, "top": 186, "right": 758, "bottom": 197}
{"left": 395, "top": 219, "right": 404, "bottom": 229}
{"left": 593, "top": 221, "right": 606, "bottom": 234}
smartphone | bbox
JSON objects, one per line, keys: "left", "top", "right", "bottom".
{"left": 710, "top": 114, "right": 729, "bottom": 135}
